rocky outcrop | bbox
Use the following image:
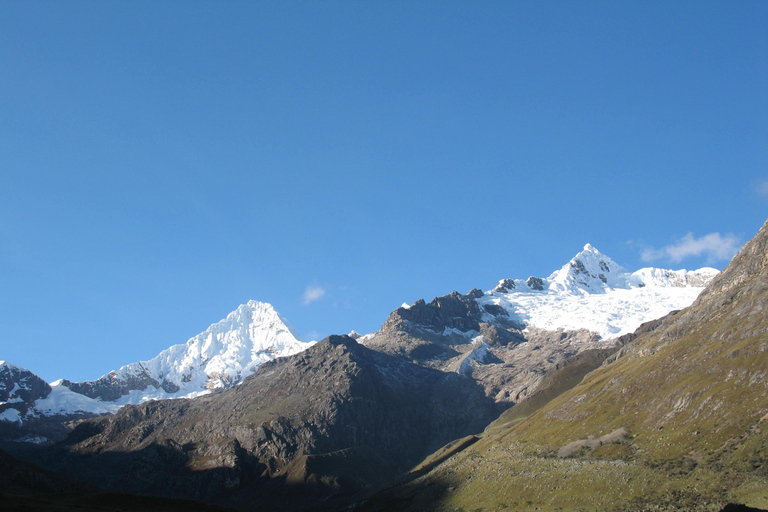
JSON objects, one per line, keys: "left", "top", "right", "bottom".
{"left": 526, "top": 276, "right": 545, "bottom": 290}
{"left": 385, "top": 290, "right": 484, "bottom": 335}
{"left": 493, "top": 278, "right": 516, "bottom": 293}
{"left": 61, "top": 368, "right": 178, "bottom": 402}
{"left": 363, "top": 288, "right": 610, "bottom": 406}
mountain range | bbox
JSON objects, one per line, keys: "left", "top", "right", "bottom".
{"left": 3, "top": 230, "right": 765, "bottom": 512}
{"left": 1, "top": 245, "right": 714, "bottom": 433}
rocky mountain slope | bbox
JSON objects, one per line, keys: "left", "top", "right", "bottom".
{"left": 0, "top": 362, "right": 51, "bottom": 423}
{"left": 358, "top": 220, "right": 768, "bottom": 512}
{"left": 362, "top": 244, "right": 716, "bottom": 405}
{"left": 31, "top": 335, "right": 499, "bottom": 511}
{"left": 1, "top": 246, "right": 713, "bottom": 427}
{"left": 1, "top": 301, "right": 313, "bottom": 447}
{"left": 1, "top": 242, "right": 724, "bottom": 511}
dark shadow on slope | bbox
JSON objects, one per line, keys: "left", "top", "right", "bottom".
{"left": 344, "top": 474, "right": 456, "bottom": 512}
{"left": 0, "top": 447, "right": 238, "bottom": 512}
{"left": 719, "top": 505, "right": 768, "bottom": 512}
{"left": 16, "top": 336, "right": 503, "bottom": 512}
{"left": 0, "top": 493, "right": 238, "bottom": 512}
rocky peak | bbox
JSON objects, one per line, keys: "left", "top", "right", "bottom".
{"left": 0, "top": 362, "right": 51, "bottom": 422}
{"left": 548, "top": 243, "right": 627, "bottom": 293}
{"left": 386, "top": 290, "right": 484, "bottom": 334}
{"left": 494, "top": 278, "right": 516, "bottom": 293}
{"left": 526, "top": 276, "right": 545, "bottom": 290}
{"left": 0, "top": 362, "right": 51, "bottom": 405}
{"left": 319, "top": 334, "right": 359, "bottom": 352}
{"left": 48, "top": 331, "right": 499, "bottom": 509}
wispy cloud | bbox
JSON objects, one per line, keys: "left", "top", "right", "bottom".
{"left": 756, "top": 179, "right": 768, "bottom": 198}
{"left": 303, "top": 284, "right": 326, "bottom": 305}
{"left": 641, "top": 232, "right": 741, "bottom": 264}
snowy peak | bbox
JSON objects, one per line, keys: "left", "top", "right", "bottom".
{"left": 548, "top": 244, "right": 628, "bottom": 293}
{"left": 481, "top": 243, "right": 719, "bottom": 340}
{"left": 65, "top": 300, "right": 314, "bottom": 404}
{"left": 169, "top": 299, "right": 308, "bottom": 389}
{"left": 0, "top": 361, "right": 51, "bottom": 405}
{"left": 499, "top": 244, "right": 715, "bottom": 296}
{"left": 0, "top": 361, "right": 52, "bottom": 423}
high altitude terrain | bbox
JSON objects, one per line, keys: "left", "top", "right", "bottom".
{"left": 358, "top": 219, "right": 768, "bottom": 512}
{"left": 0, "top": 241, "right": 728, "bottom": 511}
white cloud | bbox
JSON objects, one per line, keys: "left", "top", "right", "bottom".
{"left": 756, "top": 179, "right": 768, "bottom": 198}
{"left": 640, "top": 246, "right": 664, "bottom": 262}
{"left": 641, "top": 232, "right": 741, "bottom": 264}
{"left": 303, "top": 284, "right": 326, "bottom": 305}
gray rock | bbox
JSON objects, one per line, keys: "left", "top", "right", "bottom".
{"left": 36, "top": 335, "right": 500, "bottom": 510}
{"left": 494, "top": 278, "right": 516, "bottom": 293}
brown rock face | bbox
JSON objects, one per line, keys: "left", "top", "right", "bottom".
{"left": 35, "top": 335, "right": 499, "bottom": 511}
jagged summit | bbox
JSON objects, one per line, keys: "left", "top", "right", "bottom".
{"left": 480, "top": 244, "right": 719, "bottom": 339}
{"left": 548, "top": 243, "right": 628, "bottom": 293}
{"left": 0, "top": 361, "right": 52, "bottom": 423}
{"left": 61, "top": 300, "right": 314, "bottom": 405}
{"left": 492, "top": 244, "right": 717, "bottom": 297}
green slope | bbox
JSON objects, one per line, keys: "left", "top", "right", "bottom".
{"left": 360, "top": 219, "right": 768, "bottom": 512}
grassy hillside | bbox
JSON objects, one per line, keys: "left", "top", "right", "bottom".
{"left": 359, "top": 220, "right": 768, "bottom": 512}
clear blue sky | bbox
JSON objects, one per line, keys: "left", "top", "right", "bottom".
{"left": 1, "top": 1, "right": 766, "bottom": 382}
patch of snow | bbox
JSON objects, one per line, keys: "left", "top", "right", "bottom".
{"left": 441, "top": 327, "right": 478, "bottom": 339}
{"left": 0, "top": 408, "right": 21, "bottom": 423}
{"left": 456, "top": 338, "right": 492, "bottom": 375}
{"left": 14, "top": 434, "right": 49, "bottom": 444}
{"left": 33, "top": 381, "right": 119, "bottom": 416}
{"left": 356, "top": 332, "right": 376, "bottom": 345}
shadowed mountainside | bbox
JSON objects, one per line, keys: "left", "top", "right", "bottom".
{"left": 25, "top": 335, "right": 499, "bottom": 511}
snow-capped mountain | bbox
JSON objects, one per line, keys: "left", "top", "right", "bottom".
{"left": 2, "top": 246, "right": 718, "bottom": 426}
{"left": 363, "top": 243, "right": 719, "bottom": 404}
{"left": 0, "top": 361, "right": 51, "bottom": 423}
{"left": 1, "top": 301, "right": 313, "bottom": 424}
{"left": 479, "top": 244, "right": 718, "bottom": 339}
{"left": 60, "top": 300, "right": 314, "bottom": 406}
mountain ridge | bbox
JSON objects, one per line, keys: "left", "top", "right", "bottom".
{"left": 355, "top": 219, "right": 768, "bottom": 512}
{"left": 33, "top": 334, "right": 500, "bottom": 510}
{"left": 1, "top": 243, "right": 715, "bottom": 426}
{"left": 2, "top": 231, "right": 759, "bottom": 512}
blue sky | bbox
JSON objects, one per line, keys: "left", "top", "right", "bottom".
{"left": 1, "top": 1, "right": 766, "bottom": 382}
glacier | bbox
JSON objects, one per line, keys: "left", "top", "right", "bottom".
{"left": 478, "top": 244, "right": 718, "bottom": 339}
